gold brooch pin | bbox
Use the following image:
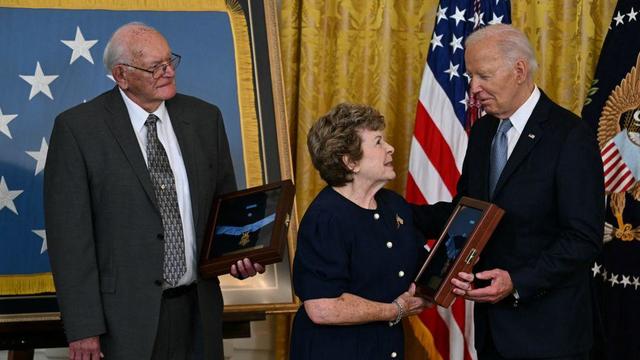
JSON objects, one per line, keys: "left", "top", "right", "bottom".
{"left": 395, "top": 214, "right": 404, "bottom": 229}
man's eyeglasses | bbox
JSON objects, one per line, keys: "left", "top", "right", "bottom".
{"left": 119, "top": 53, "right": 181, "bottom": 79}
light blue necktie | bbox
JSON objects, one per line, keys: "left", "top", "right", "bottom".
{"left": 489, "top": 119, "right": 512, "bottom": 197}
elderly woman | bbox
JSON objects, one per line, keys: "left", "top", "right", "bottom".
{"left": 290, "top": 103, "right": 431, "bottom": 359}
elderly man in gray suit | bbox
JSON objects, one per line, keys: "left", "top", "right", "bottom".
{"left": 44, "top": 22, "right": 263, "bottom": 360}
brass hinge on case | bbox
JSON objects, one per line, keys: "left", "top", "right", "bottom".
{"left": 464, "top": 248, "right": 478, "bottom": 265}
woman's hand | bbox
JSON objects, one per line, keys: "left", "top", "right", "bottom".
{"left": 394, "top": 283, "right": 432, "bottom": 319}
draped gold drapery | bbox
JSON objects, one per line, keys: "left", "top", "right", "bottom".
{"left": 279, "top": 0, "right": 616, "bottom": 215}
{"left": 276, "top": 1, "right": 616, "bottom": 359}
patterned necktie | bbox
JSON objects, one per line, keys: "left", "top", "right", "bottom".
{"left": 145, "top": 114, "right": 186, "bottom": 286}
{"left": 489, "top": 119, "right": 513, "bottom": 197}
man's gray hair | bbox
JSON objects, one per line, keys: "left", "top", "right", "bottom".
{"left": 103, "top": 22, "right": 158, "bottom": 72}
{"left": 466, "top": 24, "right": 539, "bottom": 77}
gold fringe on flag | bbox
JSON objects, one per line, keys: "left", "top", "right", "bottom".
{"left": 0, "top": 273, "right": 55, "bottom": 295}
{"left": 404, "top": 316, "right": 443, "bottom": 360}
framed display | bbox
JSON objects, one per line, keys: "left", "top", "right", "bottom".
{"left": 200, "top": 180, "right": 295, "bottom": 278}
{"left": 414, "top": 197, "right": 505, "bottom": 308}
{"left": 0, "top": 0, "right": 298, "bottom": 333}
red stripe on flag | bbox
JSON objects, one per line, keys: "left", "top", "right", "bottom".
{"left": 414, "top": 103, "right": 460, "bottom": 196}
{"left": 406, "top": 173, "right": 428, "bottom": 205}
{"left": 421, "top": 308, "right": 451, "bottom": 359}
{"left": 604, "top": 155, "right": 621, "bottom": 175}
{"left": 605, "top": 160, "right": 627, "bottom": 188}
{"left": 610, "top": 170, "right": 633, "bottom": 193}
{"left": 600, "top": 141, "right": 615, "bottom": 158}
{"left": 451, "top": 300, "right": 474, "bottom": 360}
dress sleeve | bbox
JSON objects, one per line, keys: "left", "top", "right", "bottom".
{"left": 293, "top": 209, "right": 351, "bottom": 301}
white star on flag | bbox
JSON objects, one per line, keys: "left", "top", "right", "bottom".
{"left": 451, "top": 7, "right": 467, "bottom": 26}
{"left": 468, "top": 11, "right": 485, "bottom": 27}
{"left": 0, "top": 176, "right": 23, "bottom": 215}
{"left": 489, "top": 12, "right": 504, "bottom": 25}
{"left": 449, "top": 34, "right": 464, "bottom": 54}
{"left": 460, "top": 92, "right": 470, "bottom": 111}
{"left": 0, "top": 107, "right": 18, "bottom": 139}
{"left": 61, "top": 26, "right": 98, "bottom": 64}
{"left": 436, "top": 6, "right": 448, "bottom": 24}
{"left": 32, "top": 230, "right": 48, "bottom": 254}
{"left": 621, "top": 275, "right": 631, "bottom": 288}
{"left": 614, "top": 11, "right": 625, "bottom": 26}
{"left": 19, "top": 62, "right": 59, "bottom": 100}
{"left": 431, "top": 33, "right": 444, "bottom": 51}
{"left": 26, "top": 138, "right": 49, "bottom": 175}
{"left": 444, "top": 61, "right": 460, "bottom": 80}
{"left": 628, "top": 7, "right": 638, "bottom": 22}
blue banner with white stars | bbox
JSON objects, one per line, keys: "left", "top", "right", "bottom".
{"left": 581, "top": 0, "right": 640, "bottom": 358}
{"left": 0, "top": 6, "right": 244, "bottom": 294}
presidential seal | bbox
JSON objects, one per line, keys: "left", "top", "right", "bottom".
{"left": 597, "top": 53, "right": 640, "bottom": 243}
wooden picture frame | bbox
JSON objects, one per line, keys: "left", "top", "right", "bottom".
{"left": 200, "top": 180, "right": 295, "bottom": 278}
{"left": 0, "top": 0, "right": 298, "bottom": 334}
{"left": 414, "top": 197, "right": 504, "bottom": 308}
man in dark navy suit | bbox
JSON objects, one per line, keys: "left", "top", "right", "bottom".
{"left": 414, "top": 24, "right": 604, "bottom": 360}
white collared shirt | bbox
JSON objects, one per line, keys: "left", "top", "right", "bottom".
{"left": 502, "top": 86, "right": 541, "bottom": 158}
{"left": 119, "top": 88, "right": 197, "bottom": 287}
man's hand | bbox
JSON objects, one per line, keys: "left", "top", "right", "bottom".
{"left": 230, "top": 258, "right": 265, "bottom": 280}
{"left": 451, "top": 271, "right": 475, "bottom": 297}
{"left": 69, "top": 336, "right": 103, "bottom": 360}
{"left": 463, "top": 268, "right": 514, "bottom": 303}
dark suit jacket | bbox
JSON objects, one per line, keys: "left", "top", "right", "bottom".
{"left": 414, "top": 91, "right": 604, "bottom": 358}
{"left": 44, "top": 87, "right": 236, "bottom": 359}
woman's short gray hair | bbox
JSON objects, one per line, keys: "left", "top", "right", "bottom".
{"left": 466, "top": 24, "right": 538, "bottom": 77}
{"left": 103, "top": 22, "right": 158, "bottom": 72}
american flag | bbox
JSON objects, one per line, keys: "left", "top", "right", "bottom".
{"left": 0, "top": 6, "right": 244, "bottom": 295}
{"left": 406, "top": 1, "right": 511, "bottom": 359}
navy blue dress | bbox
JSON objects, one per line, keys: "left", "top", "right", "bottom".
{"left": 290, "top": 187, "right": 426, "bottom": 359}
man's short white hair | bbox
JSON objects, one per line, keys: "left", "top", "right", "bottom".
{"left": 102, "top": 22, "right": 159, "bottom": 72}
{"left": 466, "top": 24, "right": 538, "bottom": 78}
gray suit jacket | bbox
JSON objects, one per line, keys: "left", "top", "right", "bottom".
{"left": 44, "top": 87, "right": 236, "bottom": 359}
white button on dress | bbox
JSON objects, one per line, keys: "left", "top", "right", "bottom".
{"left": 398, "top": 271, "right": 405, "bottom": 278}
{"left": 386, "top": 241, "right": 393, "bottom": 248}
{"left": 373, "top": 213, "right": 380, "bottom": 220}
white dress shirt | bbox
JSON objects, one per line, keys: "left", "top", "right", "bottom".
{"left": 502, "top": 86, "right": 541, "bottom": 159}
{"left": 119, "top": 88, "right": 197, "bottom": 287}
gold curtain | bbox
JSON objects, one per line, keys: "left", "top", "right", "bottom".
{"left": 276, "top": 0, "right": 616, "bottom": 359}
{"left": 279, "top": 0, "right": 616, "bottom": 215}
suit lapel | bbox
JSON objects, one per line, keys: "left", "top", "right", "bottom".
{"left": 103, "top": 87, "right": 158, "bottom": 209}
{"left": 166, "top": 99, "right": 201, "bottom": 232}
{"left": 493, "top": 93, "right": 550, "bottom": 197}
